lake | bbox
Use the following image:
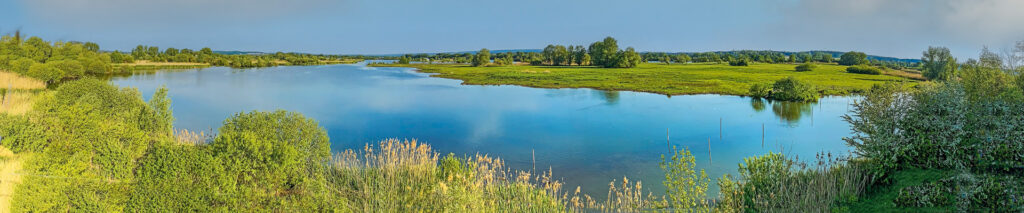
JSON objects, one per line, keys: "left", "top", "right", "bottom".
{"left": 110, "top": 61, "right": 858, "bottom": 198}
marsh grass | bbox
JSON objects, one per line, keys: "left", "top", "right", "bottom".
{"left": 716, "top": 152, "right": 872, "bottom": 212}
{"left": 372, "top": 63, "right": 918, "bottom": 97}
{"left": 0, "top": 91, "right": 50, "bottom": 115}
{"left": 325, "top": 139, "right": 665, "bottom": 212}
{"left": 172, "top": 129, "right": 212, "bottom": 145}
{"left": 0, "top": 71, "right": 46, "bottom": 90}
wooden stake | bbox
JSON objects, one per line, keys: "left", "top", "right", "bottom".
{"left": 666, "top": 128, "right": 671, "bottom": 151}
{"left": 708, "top": 137, "right": 712, "bottom": 165}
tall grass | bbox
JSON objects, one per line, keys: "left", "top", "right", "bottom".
{"left": 324, "top": 139, "right": 665, "bottom": 212}
{"left": 172, "top": 129, "right": 211, "bottom": 145}
{"left": 716, "top": 152, "right": 872, "bottom": 212}
{"left": 0, "top": 91, "right": 49, "bottom": 115}
{"left": 0, "top": 71, "right": 46, "bottom": 90}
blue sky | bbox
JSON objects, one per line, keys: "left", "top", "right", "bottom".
{"left": 2, "top": 0, "right": 1022, "bottom": 59}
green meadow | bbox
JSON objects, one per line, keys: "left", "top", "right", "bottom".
{"left": 373, "top": 62, "right": 918, "bottom": 97}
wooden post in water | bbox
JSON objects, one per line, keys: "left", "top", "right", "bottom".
{"left": 532, "top": 149, "right": 536, "bottom": 173}
{"left": 708, "top": 137, "right": 712, "bottom": 165}
{"left": 719, "top": 117, "right": 723, "bottom": 142}
{"left": 666, "top": 128, "right": 671, "bottom": 151}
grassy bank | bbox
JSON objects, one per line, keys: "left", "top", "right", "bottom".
{"left": 107, "top": 59, "right": 364, "bottom": 76}
{"left": 371, "top": 63, "right": 917, "bottom": 96}
{"left": 112, "top": 61, "right": 212, "bottom": 72}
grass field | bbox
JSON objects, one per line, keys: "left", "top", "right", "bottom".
{"left": 0, "top": 71, "right": 46, "bottom": 90}
{"left": 113, "top": 61, "right": 213, "bottom": 71}
{"left": 372, "top": 63, "right": 919, "bottom": 96}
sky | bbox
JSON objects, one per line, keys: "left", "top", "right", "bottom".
{"left": 1, "top": 0, "right": 1022, "bottom": 59}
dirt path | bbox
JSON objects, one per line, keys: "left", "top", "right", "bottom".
{"left": 0, "top": 146, "right": 23, "bottom": 212}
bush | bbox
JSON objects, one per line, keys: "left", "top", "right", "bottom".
{"left": 770, "top": 77, "right": 818, "bottom": 101}
{"left": 26, "top": 63, "right": 63, "bottom": 83}
{"left": 845, "top": 80, "right": 1024, "bottom": 180}
{"left": 729, "top": 59, "right": 749, "bottom": 66}
{"left": 660, "top": 146, "right": 711, "bottom": 211}
{"left": 846, "top": 65, "right": 882, "bottom": 75}
{"left": 749, "top": 83, "right": 772, "bottom": 98}
{"left": 795, "top": 63, "right": 816, "bottom": 72}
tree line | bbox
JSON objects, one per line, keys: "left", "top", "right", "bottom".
{"left": 0, "top": 32, "right": 362, "bottom": 84}
{"left": 389, "top": 39, "right": 921, "bottom": 70}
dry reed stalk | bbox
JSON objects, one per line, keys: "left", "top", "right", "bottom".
{"left": 0, "top": 71, "right": 45, "bottom": 90}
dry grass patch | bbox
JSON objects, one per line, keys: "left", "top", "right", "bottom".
{"left": 0, "top": 91, "right": 47, "bottom": 115}
{"left": 0, "top": 71, "right": 46, "bottom": 90}
{"left": 884, "top": 69, "right": 927, "bottom": 81}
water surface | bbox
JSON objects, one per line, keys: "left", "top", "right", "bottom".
{"left": 110, "top": 62, "right": 857, "bottom": 198}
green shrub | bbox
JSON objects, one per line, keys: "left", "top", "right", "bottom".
{"left": 847, "top": 65, "right": 882, "bottom": 75}
{"left": 729, "top": 59, "right": 749, "bottom": 66}
{"left": 749, "top": 83, "right": 772, "bottom": 98}
{"left": 660, "top": 146, "right": 710, "bottom": 211}
{"left": 769, "top": 77, "right": 818, "bottom": 101}
{"left": 795, "top": 63, "right": 816, "bottom": 72}
{"left": 11, "top": 78, "right": 161, "bottom": 211}
{"left": 9, "top": 58, "right": 36, "bottom": 75}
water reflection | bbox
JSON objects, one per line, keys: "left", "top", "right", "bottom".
{"left": 596, "top": 90, "right": 620, "bottom": 105}
{"left": 750, "top": 98, "right": 817, "bottom": 125}
{"left": 750, "top": 98, "right": 766, "bottom": 112}
{"left": 110, "top": 63, "right": 855, "bottom": 200}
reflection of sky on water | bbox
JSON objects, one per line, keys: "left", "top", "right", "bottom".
{"left": 112, "top": 62, "right": 857, "bottom": 199}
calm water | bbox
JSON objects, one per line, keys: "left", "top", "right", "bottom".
{"left": 110, "top": 62, "right": 857, "bottom": 197}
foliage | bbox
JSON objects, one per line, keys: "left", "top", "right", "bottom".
{"left": 8, "top": 78, "right": 163, "bottom": 211}
{"left": 674, "top": 54, "right": 691, "bottom": 64}
{"left": 588, "top": 37, "right": 619, "bottom": 68}
{"left": 748, "top": 83, "right": 772, "bottom": 98}
{"left": 728, "top": 59, "right": 749, "bottom": 66}
{"left": 846, "top": 65, "right": 882, "bottom": 75}
{"left": 617, "top": 47, "right": 642, "bottom": 68}
{"left": 396, "top": 56, "right": 410, "bottom": 64}
{"left": 892, "top": 173, "right": 1022, "bottom": 211}
{"left": 659, "top": 146, "right": 711, "bottom": 212}
{"left": 921, "top": 46, "right": 958, "bottom": 81}
{"left": 794, "top": 63, "right": 816, "bottom": 72}
{"left": 839, "top": 51, "right": 868, "bottom": 66}
{"left": 769, "top": 77, "right": 818, "bottom": 101}
{"left": 148, "top": 86, "right": 173, "bottom": 135}
{"left": 472, "top": 48, "right": 490, "bottom": 67}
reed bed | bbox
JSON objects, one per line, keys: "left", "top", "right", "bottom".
{"left": 173, "top": 129, "right": 212, "bottom": 145}
{"left": 716, "top": 152, "right": 872, "bottom": 212}
{"left": 0, "top": 91, "right": 47, "bottom": 115}
{"left": 324, "top": 139, "right": 664, "bottom": 212}
{"left": 0, "top": 71, "right": 46, "bottom": 90}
